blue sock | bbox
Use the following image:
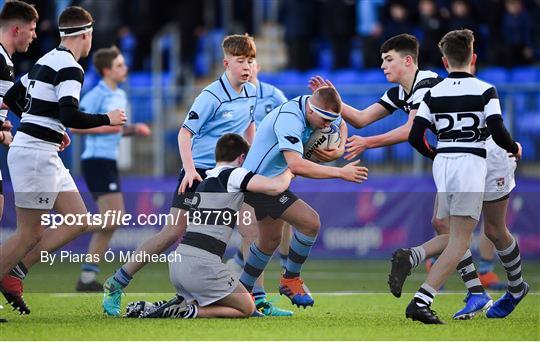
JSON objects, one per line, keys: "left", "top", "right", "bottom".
{"left": 234, "top": 249, "right": 244, "bottom": 267}
{"left": 253, "top": 284, "right": 266, "bottom": 302}
{"left": 239, "top": 243, "right": 271, "bottom": 293}
{"left": 113, "top": 267, "right": 132, "bottom": 288}
{"left": 284, "top": 231, "right": 317, "bottom": 278}
{"left": 81, "top": 262, "right": 100, "bottom": 274}
{"left": 279, "top": 252, "right": 288, "bottom": 269}
{"left": 478, "top": 258, "right": 495, "bottom": 275}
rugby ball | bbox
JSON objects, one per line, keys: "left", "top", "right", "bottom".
{"left": 303, "top": 123, "right": 341, "bottom": 162}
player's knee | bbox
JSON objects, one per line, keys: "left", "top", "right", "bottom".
{"left": 431, "top": 217, "right": 449, "bottom": 234}
{"left": 483, "top": 221, "right": 503, "bottom": 245}
{"left": 298, "top": 211, "right": 320, "bottom": 236}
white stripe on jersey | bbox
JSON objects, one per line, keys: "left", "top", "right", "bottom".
{"left": 55, "top": 79, "right": 82, "bottom": 100}
{"left": 20, "top": 113, "right": 66, "bottom": 133}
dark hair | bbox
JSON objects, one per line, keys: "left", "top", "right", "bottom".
{"left": 222, "top": 34, "right": 256, "bottom": 58}
{"left": 313, "top": 86, "right": 342, "bottom": 114}
{"left": 380, "top": 34, "right": 419, "bottom": 64}
{"left": 58, "top": 6, "right": 92, "bottom": 28}
{"left": 215, "top": 133, "right": 250, "bottom": 163}
{"left": 438, "top": 29, "right": 474, "bottom": 67}
{"left": 0, "top": 0, "right": 39, "bottom": 26}
{"left": 93, "top": 46, "right": 121, "bottom": 76}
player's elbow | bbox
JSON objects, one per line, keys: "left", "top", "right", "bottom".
{"left": 287, "top": 159, "right": 306, "bottom": 176}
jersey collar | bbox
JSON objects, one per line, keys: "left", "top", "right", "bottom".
{"left": 448, "top": 71, "right": 474, "bottom": 78}
{"left": 220, "top": 73, "right": 248, "bottom": 100}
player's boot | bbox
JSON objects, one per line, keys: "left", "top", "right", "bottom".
{"left": 102, "top": 276, "right": 124, "bottom": 317}
{"left": 76, "top": 279, "right": 103, "bottom": 292}
{"left": 279, "top": 276, "right": 314, "bottom": 308}
{"left": 486, "top": 282, "right": 529, "bottom": 318}
{"left": 388, "top": 248, "right": 413, "bottom": 298}
{"left": 124, "top": 299, "right": 168, "bottom": 318}
{"left": 405, "top": 300, "right": 445, "bottom": 324}
{"left": 255, "top": 298, "right": 293, "bottom": 316}
{"left": 479, "top": 271, "right": 506, "bottom": 291}
{"left": 0, "top": 274, "right": 30, "bottom": 314}
{"left": 453, "top": 292, "right": 493, "bottom": 320}
{"left": 140, "top": 295, "right": 189, "bottom": 318}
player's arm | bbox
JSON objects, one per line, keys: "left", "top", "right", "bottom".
{"left": 2, "top": 77, "right": 27, "bottom": 118}
{"left": 408, "top": 100, "right": 436, "bottom": 160}
{"left": 244, "top": 121, "right": 256, "bottom": 145}
{"left": 284, "top": 151, "right": 368, "bottom": 183}
{"left": 246, "top": 169, "right": 294, "bottom": 196}
{"left": 308, "top": 76, "right": 390, "bottom": 128}
{"left": 177, "top": 91, "right": 218, "bottom": 193}
{"left": 345, "top": 108, "right": 415, "bottom": 160}
{"left": 55, "top": 68, "right": 126, "bottom": 128}
{"left": 408, "top": 116, "right": 436, "bottom": 160}
{"left": 70, "top": 126, "right": 122, "bottom": 134}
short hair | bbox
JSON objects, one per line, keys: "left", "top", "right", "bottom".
{"left": 438, "top": 29, "right": 474, "bottom": 68}
{"left": 380, "top": 34, "right": 419, "bottom": 64}
{"left": 313, "top": 86, "right": 342, "bottom": 114}
{"left": 215, "top": 133, "right": 250, "bottom": 163}
{"left": 58, "top": 6, "right": 93, "bottom": 28}
{"left": 0, "top": 0, "right": 39, "bottom": 27}
{"left": 222, "top": 34, "right": 256, "bottom": 58}
{"left": 93, "top": 46, "right": 121, "bottom": 76}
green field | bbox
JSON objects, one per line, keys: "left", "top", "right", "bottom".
{"left": 1, "top": 260, "right": 539, "bottom": 340}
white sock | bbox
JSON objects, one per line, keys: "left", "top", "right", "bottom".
{"left": 80, "top": 271, "right": 97, "bottom": 284}
{"left": 409, "top": 246, "right": 426, "bottom": 268}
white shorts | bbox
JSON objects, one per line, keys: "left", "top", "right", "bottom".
{"left": 433, "top": 153, "right": 487, "bottom": 221}
{"left": 484, "top": 137, "right": 517, "bottom": 202}
{"left": 169, "top": 245, "right": 238, "bottom": 307}
{"left": 7, "top": 146, "right": 77, "bottom": 209}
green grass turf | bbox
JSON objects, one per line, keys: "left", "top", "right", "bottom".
{"left": 1, "top": 260, "right": 539, "bottom": 340}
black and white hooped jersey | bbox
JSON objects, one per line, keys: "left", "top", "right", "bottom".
{"left": 0, "top": 43, "right": 15, "bottom": 124}
{"left": 378, "top": 70, "right": 442, "bottom": 115}
{"left": 416, "top": 72, "right": 501, "bottom": 157}
{"left": 181, "top": 165, "right": 255, "bottom": 258}
{"left": 18, "top": 46, "right": 84, "bottom": 135}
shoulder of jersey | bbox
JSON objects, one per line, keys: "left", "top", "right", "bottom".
{"left": 38, "top": 48, "right": 82, "bottom": 71}
{"left": 413, "top": 70, "right": 442, "bottom": 91}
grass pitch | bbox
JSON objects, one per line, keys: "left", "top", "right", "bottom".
{"left": 1, "top": 260, "right": 539, "bottom": 340}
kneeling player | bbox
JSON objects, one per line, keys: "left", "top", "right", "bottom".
{"left": 125, "top": 134, "right": 294, "bottom": 318}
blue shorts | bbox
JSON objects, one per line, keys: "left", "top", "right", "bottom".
{"left": 82, "top": 158, "right": 120, "bottom": 199}
{"left": 171, "top": 168, "right": 209, "bottom": 210}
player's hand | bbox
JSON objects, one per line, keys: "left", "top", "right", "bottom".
{"left": 344, "top": 135, "right": 369, "bottom": 160}
{"left": 308, "top": 76, "right": 335, "bottom": 92}
{"left": 134, "top": 123, "right": 152, "bottom": 136}
{"left": 313, "top": 146, "right": 344, "bottom": 162}
{"left": 510, "top": 142, "right": 522, "bottom": 161}
{"left": 2, "top": 120, "right": 13, "bottom": 131}
{"left": 108, "top": 109, "right": 127, "bottom": 126}
{"left": 0, "top": 130, "right": 13, "bottom": 146}
{"left": 339, "top": 160, "right": 369, "bottom": 183}
{"left": 179, "top": 168, "right": 203, "bottom": 194}
{"left": 59, "top": 132, "right": 71, "bottom": 152}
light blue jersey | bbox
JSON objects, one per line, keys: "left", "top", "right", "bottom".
{"left": 182, "top": 73, "right": 257, "bottom": 169}
{"left": 80, "top": 81, "right": 127, "bottom": 160}
{"left": 253, "top": 81, "right": 287, "bottom": 127}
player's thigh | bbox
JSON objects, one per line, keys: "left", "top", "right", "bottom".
{"left": 97, "top": 192, "right": 125, "bottom": 225}
{"left": 237, "top": 203, "right": 258, "bottom": 243}
{"left": 432, "top": 194, "right": 449, "bottom": 235}
{"left": 157, "top": 207, "right": 188, "bottom": 242}
{"left": 280, "top": 199, "right": 320, "bottom": 234}
{"left": 213, "top": 282, "right": 255, "bottom": 316}
{"left": 482, "top": 197, "right": 509, "bottom": 239}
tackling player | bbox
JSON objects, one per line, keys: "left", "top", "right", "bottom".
{"left": 406, "top": 29, "right": 525, "bottom": 324}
